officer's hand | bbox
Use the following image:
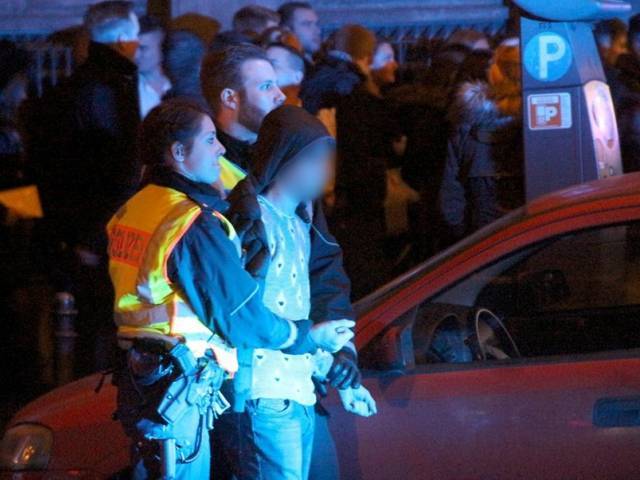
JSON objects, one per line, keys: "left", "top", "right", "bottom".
{"left": 326, "top": 348, "right": 361, "bottom": 390}
{"left": 339, "top": 385, "right": 377, "bottom": 417}
{"left": 310, "top": 320, "right": 355, "bottom": 353}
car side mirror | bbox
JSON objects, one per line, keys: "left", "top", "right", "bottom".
{"left": 519, "top": 269, "right": 571, "bottom": 310}
{"left": 379, "top": 324, "right": 415, "bottom": 371}
{"left": 359, "top": 308, "right": 416, "bottom": 372}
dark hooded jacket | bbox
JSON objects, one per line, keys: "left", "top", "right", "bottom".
{"left": 300, "top": 53, "right": 365, "bottom": 115}
{"left": 225, "top": 105, "right": 352, "bottom": 410}
{"left": 224, "top": 107, "right": 354, "bottom": 325}
{"left": 252, "top": 105, "right": 334, "bottom": 191}
{"left": 610, "top": 52, "right": 640, "bottom": 173}
{"left": 439, "top": 81, "right": 524, "bottom": 239}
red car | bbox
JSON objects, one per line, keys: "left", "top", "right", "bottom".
{"left": 3, "top": 173, "right": 640, "bottom": 479}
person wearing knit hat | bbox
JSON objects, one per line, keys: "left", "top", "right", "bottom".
{"left": 332, "top": 24, "right": 377, "bottom": 74}
{"left": 440, "top": 37, "right": 525, "bottom": 240}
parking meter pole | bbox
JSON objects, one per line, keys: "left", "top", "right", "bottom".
{"left": 513, "top": 0, "right": 630, "bottom": 201}
{"left": 53, "top": 292, "right": 78, "bottom": 386}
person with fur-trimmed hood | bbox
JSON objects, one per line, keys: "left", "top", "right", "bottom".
{"left": 439, "top": 38, "right": 524, "bottom": 241}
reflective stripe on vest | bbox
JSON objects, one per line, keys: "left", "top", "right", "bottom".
{"left": 107, "top": 184, "right": 238, "bottom": 372}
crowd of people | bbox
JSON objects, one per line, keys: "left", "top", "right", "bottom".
{"left": 595, "top": 15, "right": 640, "bottom": 174}
{"left": 1, "top": 0, "right": 603, "bottom": 478}
{"left": 0, "top": 1, "right": 533, "bottom": 303}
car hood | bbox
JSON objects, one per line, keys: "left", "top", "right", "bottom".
{"left": 9, "top": 374, "right": 116, "bottom": 430}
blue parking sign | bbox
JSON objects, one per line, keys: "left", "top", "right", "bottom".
{"left": 524, "top": 32, "right": 573, "bottom": 82}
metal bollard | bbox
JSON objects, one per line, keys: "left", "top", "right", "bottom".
{"left": 53, "top": 292, "right": 78, "bottom": 386}
{"left": 160, "top": 438, "right": 177, "bottom": 479}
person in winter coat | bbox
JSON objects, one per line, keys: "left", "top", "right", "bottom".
{"left": 27, "top": 1, "right": 142, "bottom": 376}
{"left": 439, "top": 38, "right": 524, "bottom": 240}
{"left": 37, "top": 1, "right": 142, "bottom": 254}
{"left": 299, "top": 25, "right": 368, "bottom": 115}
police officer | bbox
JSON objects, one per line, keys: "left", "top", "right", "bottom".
{"left": 107, "top": 98, "right": 355, "bottom": 479}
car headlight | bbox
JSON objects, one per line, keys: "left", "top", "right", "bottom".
{"left": 0, "top": 423, "right": 53, "bottom": 471}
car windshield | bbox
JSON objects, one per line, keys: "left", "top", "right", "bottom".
{"left": 354, "top": 207, "right": 526, "bottom": 316}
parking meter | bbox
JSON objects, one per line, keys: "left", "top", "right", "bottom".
{"left": 514, "top": 0, "right": 630, "bottom": 200}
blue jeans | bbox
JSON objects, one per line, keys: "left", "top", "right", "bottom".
{"left": 238, "top": 398, "right": 316, "bottom": 480}
{"left": 309, "top": 406, "right": 340, "bottom": 480}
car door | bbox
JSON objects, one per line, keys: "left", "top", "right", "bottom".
{"left": 324, "top": 220, "right": 640, "bottom": 480}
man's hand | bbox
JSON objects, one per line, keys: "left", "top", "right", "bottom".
{"left": 310, "top": 320, "right": 355, "bottom": 352}
{"left": 326, "top": 348, "right": 361, "bottom": 390}
{"left": 339, "top": 386, "right": 377, "bottom": 417}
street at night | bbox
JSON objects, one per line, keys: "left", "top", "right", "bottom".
{"left": 1, "top": 0, "right": 640, "bottom": 479}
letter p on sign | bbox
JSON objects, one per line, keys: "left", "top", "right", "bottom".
{"left": 539, "top": 35, "right": 566, "bottom": 80}
{"left": 524, "top": 32, "right": 572, "bottom": 82}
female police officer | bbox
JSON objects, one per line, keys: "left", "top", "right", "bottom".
{"left": 107, "top": 98, "right": 354, "bottom": 479}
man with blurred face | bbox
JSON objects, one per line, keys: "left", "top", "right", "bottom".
{"left": 135, "top": 15, "right": 171, "bottom": 117}
{"left": 278, "top": 2, "right": 321, "bottom": 63}
{"left": 201, "top": 44, "right": 286, "bottom": 171}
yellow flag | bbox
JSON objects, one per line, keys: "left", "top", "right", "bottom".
{"left": 0, "top": 185, "right": 43, "bottom": 218}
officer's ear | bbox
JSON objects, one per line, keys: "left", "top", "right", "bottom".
{"left": 170, "top": 142, "right": 186, "bottom": 163}
{"left": 220, "top": 88, "right": 239, "bottom": 111}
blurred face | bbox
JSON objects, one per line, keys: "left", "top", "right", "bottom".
{"left": 174, "top": 115, "right": 226, "bottom": 185}
{"left": 113, "top": 12, "right": 140, "bottom": 61}
{"left": 135, "top": 29, "right": 164, "bottom": 75}
{"left": 238, "top": 59, "right": 286, "bottom": 133}
{"left": 600, "top": 32, "right": 628, "bottom": 66}
{"left": 267, "top": 45, "right": 304, "bottom": 88}
{"left": 609, "top": 32, "right": 629, "bottom": 65}
{"left": 279, "top": 142, "right": 333, "bottom": 202}
{"left": 290, "top": 8, "right": 321, "bottom": 55}
{"left": 371, "top": 42, "right": 398, "bottom": 85}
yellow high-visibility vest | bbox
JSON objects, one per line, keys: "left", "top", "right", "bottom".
{"left": 219, "top": 156, "right": 246, "bottom": 192}
{"left": 107, "top": 183, "right": 238, "bottom": 372}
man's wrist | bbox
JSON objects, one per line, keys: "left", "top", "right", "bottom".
{"left": 281, "top": 320, "right": 318, "bottom": 355}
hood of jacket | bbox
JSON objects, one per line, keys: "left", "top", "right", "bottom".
{"left": 449, "top": 81, "right": 521, "bottom": 145}
{"left": 252, "top": 105, "right": 334, "bottom": 194}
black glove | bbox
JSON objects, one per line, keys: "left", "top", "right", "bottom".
{"left": 326, "top": 347, "right": 361, "bottom": 390}
{"left": 313, "top": 376, "right": 328, "bottom": 398}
